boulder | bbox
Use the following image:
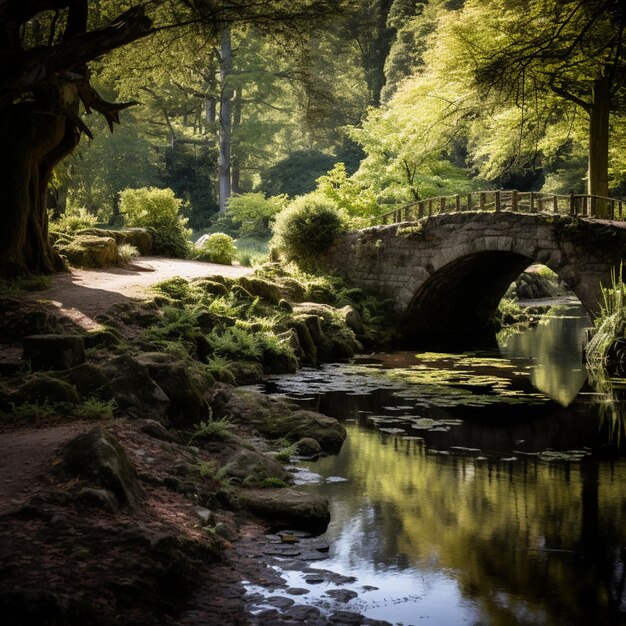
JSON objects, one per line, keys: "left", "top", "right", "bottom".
{"left": 242, "top": 489, "right": 330, "bottom": 533}
{"left": 0, "top": 299, "right": 61, "bottom": 342}
{"left": 22, "top": 334, "right": 85, "bottom": 371}
{"left": 57, "top": 234, "right": 118, "bottom": 268}
{"left": 296, "top": 437, "right": 322, "bottom": 456}
{"left": 236, "top": 277, "right": 283, "bottom": 305}
{"left": 101, "top": 355, "right": 169, "bottom": 422}
{"left": 280, "top": 410, "right": 347, "bottom": 454}
{"left": 339, "top": 305, "right": 364, "bottom": 335}
{"left": 76, "top": 228, "right": 153, "bottom": 255}
{"left": 13, "top": 374, "right": 80, "bottom": 406}
{"left": 61, "top": 427, "right": 142, "bottom": 507}
{"left": 135, "top": 352, "right": 211, "bottom": 426}
{"left": 51, "top": 363, "right": 114, "bottom": 400}
{"left": 221, "top": 449, "right": 291, "bottom": 485}
{"left": 211, "top": 388, "right": 346, "bottom": 454}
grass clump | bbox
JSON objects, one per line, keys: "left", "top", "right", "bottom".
{"left": 586, "top": 268, "right": 626, "bottom": 372}
{"left": 117, "top": 243, "right": 140, "bottom": 264}
{"left": 188, "top": 415, "right": 235, "bottom": 444}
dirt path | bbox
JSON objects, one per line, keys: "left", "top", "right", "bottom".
{"left": 0, "top": 422, "right": 93, "bottom": 515}
{"left": 28, "top": 257, "right": 253, "bottom": 330}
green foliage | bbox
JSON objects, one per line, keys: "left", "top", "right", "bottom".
{"left": 226, "top": 193, "right": 287, "bottom": 237}
{"left": 272, "top": 194, "right": 344, "bottom": 271}
{"left": 188, "top": 415, "right": 235, "bottom": 444}
{"left": 74, "top": 398, "right": 117, "bottom": 420}
{"left": 119, "top": 187, "right": 191, "bottom": 258}
{"left": 160, "top": 144, "right": 218, "bottom": 230}
{"left": 586, "top": 268, "right": 626, "bottom": 369}
{"left": 50, "top": 206, "right": 99, "bottom": 234}
{"left": 314, "top": 163, "right": 381, "bottom": 227}
{"left": 117, "top": 244, "right": 140, "bottom": 264}
{"left": 0, "top": 275, "right": 51, "bottom": 296}
{"left": 235, "top": 235, "right": 270, "bottom": 267}
{"left": 193, "top": 233, "right": 238, "bottom": 265}
{"left": 261, "top": 150, "right": 339, "bottom": 197}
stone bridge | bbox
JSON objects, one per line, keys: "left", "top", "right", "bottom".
{"left": 324, "top": 212, "right": 626, "bottom": 349}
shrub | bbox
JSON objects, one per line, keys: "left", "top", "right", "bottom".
{"left": 119, "top": 187, "right": 191, "bottom": 258}
{"left": 226, "top": 193, "right": 287, "bottom": 237}
{"left": 193, "top": 233, "right": 237, "bottom": 265}
{"left": 272, "top": 194, "right": 344, "bottom": 271}
{"left": 50, "top": 206, "right": 98, "bottom": 234}
{"left": 117, "top": 243, "right": 140, "bottom": 264}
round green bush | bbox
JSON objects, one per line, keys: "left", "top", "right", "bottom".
{"left": 272, "top": 195, "right": 343, "bottom": 271}
{"left": 193, "top": 233, "right": 237, "bottom": 265}
{"left": 119, "top": 187, "right": 191, "bottom": 258}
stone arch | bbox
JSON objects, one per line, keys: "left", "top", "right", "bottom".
{"left": 323, "top": 212, "right": 626, "bottom": 349}
{"left": 401, "top": 251, "right": 533, "bottom": 350}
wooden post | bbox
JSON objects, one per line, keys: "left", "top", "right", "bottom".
{"left": 467, "top": 194, "right": 472, "bottom": 211}
{"left": 553, "top": 195, "right": 558, "bottom": 213}
{"left": 529, "top": 191, "right": 535, "bottom": 213}
{"left": 511, "top": 189, "right": 518, "bottom": 212}
{"left": 418, "top": 201, "right": 424, "bottom": 218}
{"left": 404, "top": 206, "right": 411, "bottom": 221}
{"left": 455, "top": 194, "right": 461, "bottom": 212}
{"left": 610, "top": 200, "right": 615, "bottom": 220}
{"left": 382, "top": 214, "right": 387, "bottom": 225}
{"left": 537, "top": 194, "right": 543, "bottom": 212}
{"left": 440, "top": 197, "right": 446, "bottom": 214}
{"left": 569, "top": 193, "right": 576, "bottom": 215}
{"left": 479, "top": 192, "right": 485, "bottom": 211}
{"left": 590, "top": 195, "right": 597, "bottom": 218}
{"left": 583, "top": 196, "right": 588, "bottom": 216}
{"left": 495, "top": 191, "right": 501, "bottom": 212}
{"left": 620, "top": 201, "right": 623, "bottom": 219}
{"left": 428, "top": 199, "right": 433, "bottom": 217}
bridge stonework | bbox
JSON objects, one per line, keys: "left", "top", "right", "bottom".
{"left": 324, "top": 213, "right": 626, "bottom": 349}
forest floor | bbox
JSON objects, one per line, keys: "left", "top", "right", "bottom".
{"left": 0, "top": 259, "right": 385, "bottom": 626}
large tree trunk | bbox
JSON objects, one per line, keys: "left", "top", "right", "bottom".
{"left": 588, "top": 76, "right": 610, "bottom": 217}
{"left": 0, "top": 99, "right": 79, "bottom": 275}
{"left": 218, "top": 25, "right": 233, "bottom": 213}
{"left": 231, "top": 87, "right": 242, "bottom": 195}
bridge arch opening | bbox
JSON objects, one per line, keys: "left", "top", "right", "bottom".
{"left": 401, "top": 251, "right": 578, "bottom": 351}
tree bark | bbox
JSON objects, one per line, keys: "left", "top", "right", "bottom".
{"left": 588, "top": 76, "right": 610, "bottom": 216}
{"left": 218, "top": 25, "right": 233, "bottom": 213}
{"left": 0, "top": 98, "right": 79, "bottom": 275}
{"left": 231, "top": 87, "right": 242, "bottom": 195}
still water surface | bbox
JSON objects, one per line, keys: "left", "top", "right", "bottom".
{"left": 259, "top": 304, "right": 626, "bottom": 625}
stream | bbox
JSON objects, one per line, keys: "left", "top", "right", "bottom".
{"left": 245, "top": 302, "right": 626, "bottom": 625}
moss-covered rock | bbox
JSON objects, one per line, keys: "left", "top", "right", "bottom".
{"left": 12, "top": 374, "right": 80, "bottom": 406}
{"left": 242, "top": 488, "right": 330, "bottom": 533}
{"left": 135, "top": 353, "right": 211, "bottom": 427}
{"left": 227, "top": 361, "right": 265, "bottom": 384}
{"left": 61, "top": 427, "right": 142, "bottom": 507}
{"left": 211, "top": 387, "right": 346, "bottom": 454}
{"left": 220, "top": 449, "right": 291, "bottom": 486}
{"left": 286, "top": 320, "right": 317, "bottom": 365}
{"left": 56, "top": 235, "right": 118, "bottom": 268}
{"left": 51, "top": 363, "right": 115, "bottom": 401}
{"left": 297, "top": 437, "right": 322, "bottom": 456}
{"left": 82, "top": 329, "right": 124, "bottom": 350}
{"left": 77, "top": 228, "right": 153, "bottom": 255}
{"left": 101, "top": 355, "right": 169, "bottom": 422}
{"left": 0, "top": 299, "right": 61, "bottom": 342}
{"left": 236, "top": 277, "right": 283, "bottom": 305}
{"left": 22, "top": 334, "right": 86, "bottom": 371}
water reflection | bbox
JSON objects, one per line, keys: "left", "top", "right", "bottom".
{"left": 302, "top": 426, "right": 626, "bottom": 625}
{"left": 498, "top": 304, "right": 592, "bottom": 406}
{"left": 257, "top": 301, "right": 626, "bottom": 624}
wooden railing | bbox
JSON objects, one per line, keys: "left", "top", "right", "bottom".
{"left": 376, "top": 190, "right": 625, "bottom": 225}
